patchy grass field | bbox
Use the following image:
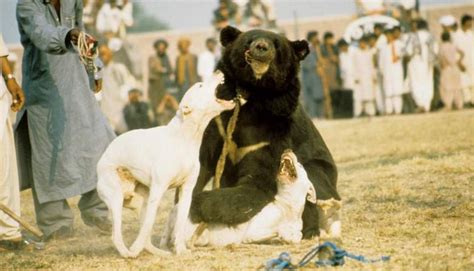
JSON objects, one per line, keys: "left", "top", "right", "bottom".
{"left": 2, "top": 110, "right": 473, "bottom": 270}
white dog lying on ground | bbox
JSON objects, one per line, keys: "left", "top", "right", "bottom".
{"left": 161, "top": 149, "right": 317, "bottom": 247}
{"left": 96, "top": 71, "right": 235, "bottom": 258}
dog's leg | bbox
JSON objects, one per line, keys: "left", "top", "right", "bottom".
{"left": 243, "top": 232, "right": 279, "bottom": 244}
{"left": 278, "top": 223, "right": 303, "bottom": 244}
{"left": 317, "top": 199, "right": 342, "bottom": 242}
{"left": 159, "top": 187, "right": 181, "bottom": 250}
{"left": 129, "top": 176, "right": 167, "bottom": 258}
{"left": 159, "top": 203, "right": 177, "bottom": 250}
{"left": 97, "top": 166, "right": 132, "bottom": 258}
{"left": 243, "top": 221, "right": 279, "bottom": 244}
{"left": 172, "top": 168, "right": 199, "bottom": 254}
{"left": 135, "top": 186, "right": 171, "bottom": 256}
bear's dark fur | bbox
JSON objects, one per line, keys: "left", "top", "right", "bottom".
{"left": 190, "top": 26, "right": 340, "bottom": 238}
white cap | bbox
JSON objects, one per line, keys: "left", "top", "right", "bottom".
{"left": 439, "top": 15, "right": 456, "bottom": 27}
{"left": 108, "top": 38, "right": 123, "bottom": 52}
{"left": 384, "top": 24, "right": 396, "bottom": 31}
{"left": 400, "top": 0, "right": 416, "bottom": 10}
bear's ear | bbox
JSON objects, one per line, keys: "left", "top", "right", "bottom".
{"left": 220, "top": 26, "right": 242, "bottom": 47}
{"left": 291, "top": 40, "right": 310, "bottom": 61}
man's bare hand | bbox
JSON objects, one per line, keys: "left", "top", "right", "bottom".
{"left": 94, "top": 79, "right": 103, "bottom": 93}
{"left": 6, "top": 79, "right": 25, "bottom": 112}
{"left": 67, "top": 28, "right": 81, "bottom": 45}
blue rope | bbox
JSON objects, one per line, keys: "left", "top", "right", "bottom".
{"left": 264, "top": 242, "right": 389, "bottom": 270}
{"left": 265, "top": 252, "right": 294, "bottom": 271}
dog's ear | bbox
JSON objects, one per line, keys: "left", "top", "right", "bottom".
{"left": 291, "top": 40, "right": 310, "bottom": 61}
{"left": 220, "top": 26, "right": 242, "bottom": 47}
{"left": 177, "top": 105, "right": 192, "bottom": 121}
{"left": 182, "top": 105, "right": 192, "bottom": 116}
{"left": 306, "top": 183, "right": 317, "bottom": 204}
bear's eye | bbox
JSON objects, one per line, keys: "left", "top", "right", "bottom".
{"left": 246, "top": 40, "right": 252, "bottom": 47}
{"left": 273, "top": 39, "right": 280, "bottom": 49}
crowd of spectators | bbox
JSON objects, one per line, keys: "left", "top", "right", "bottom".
{"left": 302, "top": 12, "right": 473, "bottom": 119}
{"left": 212, "top": 0, "right": 277, "bottom": 31}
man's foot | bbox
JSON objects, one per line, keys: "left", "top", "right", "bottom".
{"left": 82, "top": 215, "right": 112, "bottom": 233}
{"left": 43, "top": 226, "right": 74, "bottom": 242}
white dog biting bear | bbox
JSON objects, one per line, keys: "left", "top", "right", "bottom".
{"left": 96, "top": 71, "right": 235, "bottom": 258}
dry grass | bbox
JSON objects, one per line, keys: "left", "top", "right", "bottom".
{"left": 2, "top": 110, "right": 473, "bottom": 270}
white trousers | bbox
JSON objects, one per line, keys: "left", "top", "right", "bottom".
{"left": 462, "top": 86, "right": 474, "bottom": 104}
{"left": 354, "top": 100, "right": 376, "bottom": 117}
{"left": 0, "top": 116, "right": 21, "bottom": 240}
{"left": 461, "top": 70, "right": 474, "bottom": 104}
{"left": 375, "top": 73, "right": 385, "bottom": 114}
{"left": 385, "top": 96, "right": 403, "bottom": 115}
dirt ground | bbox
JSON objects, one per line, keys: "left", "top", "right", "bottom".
{"left": 2, "top": 109, "right": 473, "bottom": 270}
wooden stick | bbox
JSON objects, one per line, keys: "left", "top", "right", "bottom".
{"left": 0, "top": 203, "right": 43, "bottom": 238}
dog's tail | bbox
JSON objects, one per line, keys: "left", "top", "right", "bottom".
{"left": 97, "top": 161, "right": 131, "bottom": 257}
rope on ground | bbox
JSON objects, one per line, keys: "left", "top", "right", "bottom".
{"left": 263, "top": 252, "right": 295, "bottom": 271}
{"left": 263, "top": 241, "right": 390, "bottom": 270}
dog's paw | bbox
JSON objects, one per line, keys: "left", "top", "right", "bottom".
{"left": 118, "top": 249, "right": 138, "bottom": 258}
{"left": 174, "top": 243, "right": 190, "bottom": 255}
{"left": 115, "top": 244, "right": 134, "bottom": 258}
{"left": 159, "top": 237, "right": 170, "bottom": 250}
{"left": 129, "top": 243, "right": 144, "bottom": 258}
{"left": 145, "top": 243, "right": 172, "bottom": 256}
{"left": 279, "top": 230, "right": 302, "bottom": 244}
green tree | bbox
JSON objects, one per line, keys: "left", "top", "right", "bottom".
{"left": 128, "top": 2, "right": 169, "bottom": 33}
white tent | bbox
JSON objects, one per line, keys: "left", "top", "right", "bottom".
{"left": 343, "top": 15, "right": 400, "bottom": 42}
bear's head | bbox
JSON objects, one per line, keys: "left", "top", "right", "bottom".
{"left": 216, "top": 26, "right": 310, "bottom": 117}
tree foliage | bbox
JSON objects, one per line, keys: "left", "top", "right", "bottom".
{"left": 128, "top": 2, "right": 169, "bottom": 33}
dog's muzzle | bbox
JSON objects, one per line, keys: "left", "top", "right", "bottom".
{"left": 278, "top": 149, "right": 298, "bottom": 182}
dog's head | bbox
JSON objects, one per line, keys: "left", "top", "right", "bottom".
{"left": 277, "top": 149, "right": 316, "bottom": 204}
{"left": 177, "top": 71, "right": 235, "bottom": 123}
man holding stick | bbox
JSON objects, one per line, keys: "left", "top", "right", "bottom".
{"left": 0, "top": 33, "right": 27, "bottom": 251}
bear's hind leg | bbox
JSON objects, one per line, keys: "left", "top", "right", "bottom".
{"left": 302, "top": 201, "right": 320, "bottom": 239}
{"left": 190, "top": 185, "right": 273, "bottom": 225}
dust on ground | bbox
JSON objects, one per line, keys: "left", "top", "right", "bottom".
{"left": 2, "top": 110, "right": 473, "bottom": 270}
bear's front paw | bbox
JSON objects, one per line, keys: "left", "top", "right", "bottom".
{"left": 302, "top": 227, "right": 320, "bottom": 240}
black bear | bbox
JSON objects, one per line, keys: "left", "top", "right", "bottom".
{"left": 190, "top": 26, "right": 340, "bottom": 238}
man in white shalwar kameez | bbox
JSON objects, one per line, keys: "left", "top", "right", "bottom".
{"left": 406, "top": 20, "right": 436, "bottom": 112}
{"left": 96, "top": 0, "right": 133, "bottom": 39}
{"left": 453, "top": 15, "right": 474, "bottom": 106}
{"left": 0, "top": 34, "right": 26, "bottom": 250}
{"left": 338, "top": 39, "right": 355, "bottom": 92}
{"left": 198, "top": 38, "right": 218, "bottom": 83}
{"left": 379, "top": 28, "right": 404, "bottom": 114}
{"left": 374, "top": 24, "right": 387, "bottom": 114}
{"left": 353, "top": 37, "right": 377, "bottom": 117}
{"left": 99, "top": 44, "right": 136, "bottom": 134}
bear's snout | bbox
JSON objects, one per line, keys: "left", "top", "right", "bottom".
{"left": 254, "top": 40, "right": 269, "bottom": 52}
{"left": 248, "top": 38, "right": 275, "bottom": 62}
